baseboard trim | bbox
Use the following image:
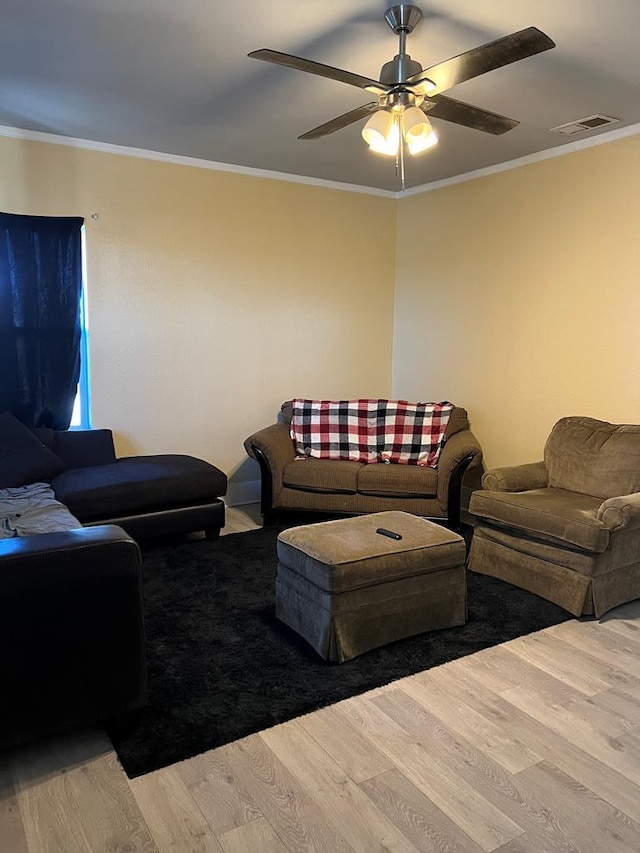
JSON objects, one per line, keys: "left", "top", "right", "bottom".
{"left": 225, "top": 480, "right": 261, "bottom": 507}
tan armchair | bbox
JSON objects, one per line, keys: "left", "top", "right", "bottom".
{"left": 468, "top": 416, "right": 640, "bottom": 617}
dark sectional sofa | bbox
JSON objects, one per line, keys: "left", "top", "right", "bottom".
{"left": 0, "top": 413, "right": 228, "bottom": 747}
{"left": 35, "top": 426, "right": 228, "bottom": 540}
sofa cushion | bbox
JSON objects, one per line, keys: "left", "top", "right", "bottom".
{"left": 357, "top": 462, "right": 438, "bottom": 498}
{"left": 277, "top": 511, "right": 466, "bottom": 593}
{"left": 283, "top": 458, "right": 363, "bottom": 494}
{"left": 0, "top": 482, "right": 81, "bottom": 538}
{"left": 545, "top": 416, "right": 640, "bottom": 499}
{"left": 0, "top": 411, "right": 65, "bottom": 489}
{"left": 51, "top": 454, "right": 227, "bottom": 520}
{"left": 51, "top": 429, "right": 117, "bottom": 468}
{"left": 470, "top": 487, "right": 608, "bottom": 552}
{"left": 444, "top": 407, "right": 469, "bottom": 438}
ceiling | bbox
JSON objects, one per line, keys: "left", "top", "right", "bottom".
{"left": 2, "top": 0, "right": 639, "bottom": 193}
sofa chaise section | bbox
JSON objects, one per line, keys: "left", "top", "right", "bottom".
{"left": 37, "top": 427, "right": 228, "bottom": 540}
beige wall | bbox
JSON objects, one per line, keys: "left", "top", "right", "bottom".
{"left": 0, "top": 137, "right": 396, "bottom": 495}
{"left": 393, "top": 135, "right": 640, "bottom": 470}
{"left": 4, "top": 131, "right": 639, "bottom": 491}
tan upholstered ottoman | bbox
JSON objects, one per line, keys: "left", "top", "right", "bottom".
{"left": 275, "top": 511, "right": 467, "bottom": 663}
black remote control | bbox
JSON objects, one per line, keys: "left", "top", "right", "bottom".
{"left": 376, "top": 527, "right": 403, "bottom": 541}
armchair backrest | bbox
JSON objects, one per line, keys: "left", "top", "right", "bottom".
{"left": 544, "top": 416, "right": 640, "bottom": 499}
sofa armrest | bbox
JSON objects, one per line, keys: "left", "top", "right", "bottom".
{"left": 51, "top": 428, "right": 117, "bottom": 468}
{"left": 597, "top": 493, "right": 640, "bottom": 531}
{"left": 0, "top": 523, "right": 136, "bottom": 564}
{"left": 244, "top": 423, "right": 296, "bottom": 517}
{"left": 481, "top": 461, "right": 548, "bottom": 492}
{"left": 436, "top": 429, "right": 483, "bottom": 526}
{"left": 0, "top": 525, "right": 147, "bottom": 747}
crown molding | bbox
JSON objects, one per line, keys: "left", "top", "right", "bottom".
{"left": 2, "top": 119, "right": 639, "bottom": 201}
{"left": 397, "top": 121, "right": 640, "bottom": 198}
{"left": 0, "top": 124, "right": 395, "bottom": 198}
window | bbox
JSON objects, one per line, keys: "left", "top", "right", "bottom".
{"left": 70, "top": 229, "right": 91, "bottom": 428}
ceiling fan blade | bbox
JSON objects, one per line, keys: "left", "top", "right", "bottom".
{"left": 248, "top": 49, "right": 389, "bottom": 94}
{"left": 408, "top": 76, "right": 437, "bottom": 95}
{"left": 408, "top": 27, "right": 555, "bottom": 94}
{"left": 423, "top": 94, "right": 519, "bottom": 135}
{"left": 299, "top": 103, "right": 379, "bottom": 140}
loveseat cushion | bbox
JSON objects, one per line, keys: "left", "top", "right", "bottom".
{"left": 357, "top": 462, "right": 438, "bottom": 498}
{"left": 51, "top": 455, "right": 227, "bottom": 521}
{"left": 0, "top": 411, "right": 65, "bottom": 488}
{"left": 545, "top": 416, "right": 640, "bottom": 499}
{"left": 470, "top": 487, "right": 608, "bottom": 552}
{"left": 283, "top": 458, "right": 363, "bottom": 494}
{"left": 444, "top": 407, "right": 470, "bottom": 438}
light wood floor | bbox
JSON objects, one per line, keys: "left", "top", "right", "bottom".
{"left": 2, "top": 505, "right": 640, "bottom": 852}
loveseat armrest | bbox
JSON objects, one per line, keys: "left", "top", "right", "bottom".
{"left": 481, "top": 461, "right": 548, "bottom": 492}
{"left": 597, "top": 493, "right": 640, "bottom": 532}
{"left": 244, "top": 423, "right": 296, "bottom": 519}
{"left": 436, "top": 429, "right": 483, "bottom": 528}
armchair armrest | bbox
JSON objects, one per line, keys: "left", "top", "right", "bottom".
{"left": 244, "top": 423, "right": 296, "bottom": 518}
{"left": 597, "top": 493, "right": 640, "bottom": 531}
{"left": 436, "top": 429, "right": 483, "bottom": 528}
{"left": 482, "top": 461, "right": 548, "bottom": 492}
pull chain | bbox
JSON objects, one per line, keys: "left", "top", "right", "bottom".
{"left": 395, "top": 117, "right": 400, "bottom": 179}
{"left": 399, "top": 114, "right": 405, "bottom": 191}
{"left": 393, "top": 113, "right": 406, "bottom": 191}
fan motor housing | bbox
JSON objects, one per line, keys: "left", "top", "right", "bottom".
{"left": 380, "top": 54, "right": 423, "bottom": 85}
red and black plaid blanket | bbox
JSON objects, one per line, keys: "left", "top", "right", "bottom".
{"left": 290, "top": 399, "right": 454, "bottom": 467}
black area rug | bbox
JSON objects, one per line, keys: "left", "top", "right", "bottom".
{"left": 109, "top": 526, "right": 570, "bottom": 778}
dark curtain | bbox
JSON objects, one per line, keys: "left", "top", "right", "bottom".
{"left": 0, "top": 212, "right": 84, "bottom": 429}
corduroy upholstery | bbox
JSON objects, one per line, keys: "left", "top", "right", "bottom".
{"left": 468, "top": 416, "right": 640, "bottom": 617}
{"left": 276, "top": 512, "right": 467, "bottom": 662}
{"left": 245, "top": 402, "right": 482, "bottom": 529}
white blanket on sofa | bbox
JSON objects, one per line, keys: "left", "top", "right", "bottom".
{"left": 0, "top": 482, "right": 82, "bottom": 539}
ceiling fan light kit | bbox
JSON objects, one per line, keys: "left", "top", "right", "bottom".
{"left": 362, "top": 106, "right": 437, "bottom": 157}
{"left": 403, "top": 107, "right": 438, "bottom": 154}
{"left": 249, "top": 4, "right": 555, "bottom": 188}
{"left": 361, "top": 109, "right": 399, "bottom": 155}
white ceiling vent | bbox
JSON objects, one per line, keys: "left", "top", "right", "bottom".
{"left": 550, "top": 115, "right": 621, "bottom": 136}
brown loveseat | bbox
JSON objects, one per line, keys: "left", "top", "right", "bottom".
{"left": 468, "top": 416, "right": 640, "bottom": 617}
{"left": 245, "top": 403, "right": 482, "bottom": 529}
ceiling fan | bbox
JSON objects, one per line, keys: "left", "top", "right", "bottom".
{"left": 249, "top": 4, "right": 555, "bottom": 183}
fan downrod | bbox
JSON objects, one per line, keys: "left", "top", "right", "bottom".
{"left": 380, "top": 5, "right": 425, "bottom": 86}
{"left": 384, "top": 5, "right": 423, "bottom": 35}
